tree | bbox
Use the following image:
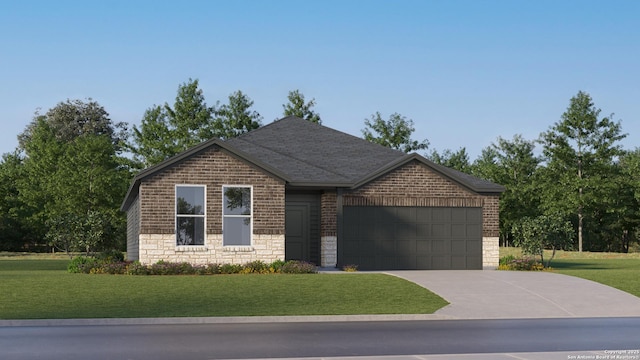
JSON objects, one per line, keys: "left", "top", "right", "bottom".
{"left": 362, "top": 112, "right": 429, "bottom": 153}
{"left": 18, "top": 99, "right": 127, "bottom": 152}
{"left": 428, "top": 148, "right": 471, "bottom": 173}
{"left": 282, "top": 89, "right": 321, "bottom": 124}
{"left": 472, "top": 135, "right": 541, "bottom": 246}
{"left": 0, "top": 152, "right": 38, "bottom": 251}
{"left": 130, "top": 78, "right": 216, "bottom": 167}
{"left": 512, "top": 214, "right": 574, "bottom": 268}
{"left": 17, "top": 100, "right": 130, "bottom": 254}
{"left": 539, "top": 91, "right": 626, "bottom": 251}
{"left": 215, "top": 90, "right": 262, "bottom": 139}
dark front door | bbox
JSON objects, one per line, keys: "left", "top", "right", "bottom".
{"left": 285, "top": 193, "right": 320, "bottom": 264}
{"left": 285, "top": 204, "right": 309, "bottom": 262}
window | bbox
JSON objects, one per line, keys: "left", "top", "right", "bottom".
{"left": 223, "top": 186, "right": 252, "bottom": 246}
{"left": 176, "top": 185, "right": 205, "bottom": 246}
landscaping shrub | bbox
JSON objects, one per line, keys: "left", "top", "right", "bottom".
{"left": 67, "top": 256, "right": 98, "bottom": 273}
{"left": 342, "top": 264, "right": 358, "bottom": 272}
{"left": 499, "top": 255, "right": 516, "bottom": 266}
{"left": 280, "top": 260, "right": 318, "bottom": 274}
{"left": 68, "top": 257, "right": 318, "bottom": 275}
{"left": 498, "top": 256, "right": 546, "bottom": 271}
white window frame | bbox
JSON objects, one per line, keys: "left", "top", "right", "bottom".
{"left": 222, "top": 185, "right": 253, "bottom": 246}
{"left": 175, "top": 184, "right": 207, "bottom": 246}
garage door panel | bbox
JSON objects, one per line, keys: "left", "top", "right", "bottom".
{"left": 416, "top": 239, "right": 431, "bottom": 254}
{"left": 431, "top": 239, "right": 447, "bottom": 254}
{"left": 432, "top": 256, "right": 451, "bottom": 270}
{"left": 467, "top": 240, "right": 481, "bottom": 254}
{"left": 451, "top": 224, "right": 468, "bottom": 238}
{"left": 467, "top": 224, "right": 482, "bottom": 237}
{"left": 431, "top": 224, "right": 449, "bottom": 237}
{"left": 397, "top": 256, "right": 416, "bottom": 269}
{"left": 431, "top": 208, "right": 451, "bottom": 222}
{"left": 451, "top": 256, "right": 467, "bottom": 269}
{"left": 451, "top": 208, "right": 468, "bottom": 223}
{"left": 416, "top": 256, "right": 432, "bottom": 269}
{"left": 451, "top": 240, "right": 466, "bottom": 254}
{"left": 341, "top": 206, "right": 482, "bottom": 270}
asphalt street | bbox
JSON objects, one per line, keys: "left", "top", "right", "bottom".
{"left": 1, "top": 318, "right": 639, "bottom": 360}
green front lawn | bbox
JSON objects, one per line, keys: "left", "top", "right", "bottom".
{"left": 0, "top": 258, "right": 448, "bottom": 320}
{"left": 500, "top": 247, "right": 640, "bottom": 298}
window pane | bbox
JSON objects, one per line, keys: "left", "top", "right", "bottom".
{"left": 177, "top": 217, "right": 205, "bottom": 245}
{"left": 223, "top": 217, "right": 251, "bottom": 245}
{"left": 177, "top": 186, "right": 205, "bottom": 215}
{"left": 223, "top": 187, "right": 251, "bottom": 215}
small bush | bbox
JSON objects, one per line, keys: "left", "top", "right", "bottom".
{"left": 499, "top": 255, "right": 516, "bottom": 266}
{"left": 342, "top": 264, "right": 358, "bottom": 272}
{"left": 498, "top": 256, "right": 546, "bottom": 271}
{"left": 219, "top": 263, "right": 243, "bottom": 274}
{"left": 68, "top": 256, "right": 97, "bottom": 273}
{"left": 281, "top": 260, "right": 318, "bottom": 274}
{"left": 68, "top": 257, "right": 319, "bottom": 276}
{"left": 242, "top": 260, "right": 269, "bottom": 274}
{"left": 268, "top": 259, "right": 286, "bottom": 273}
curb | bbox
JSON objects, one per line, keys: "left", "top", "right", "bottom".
{"left": 0, "top": 314, "right": 456, "bottom": 327}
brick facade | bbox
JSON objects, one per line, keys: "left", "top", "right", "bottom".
{"left": 139, "top": 147, "right": 285, "bottom": 235}
{"left": 134, "top": 146, "right": 285, "bottom": 264}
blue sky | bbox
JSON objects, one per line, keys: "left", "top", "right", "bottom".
{"left": 1, "top": 0, "right": 638, "bottom": 159}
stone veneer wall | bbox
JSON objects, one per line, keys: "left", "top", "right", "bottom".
{"left": 482, "top": 237, "right": 499, "bottom": 269}
{"left": 138, "top": 234, "right": 284, "bottom": 265}
{"left": 136, "top": 146, "right": 285, "bottom": 265}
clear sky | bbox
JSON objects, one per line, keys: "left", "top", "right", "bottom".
{"left": 1, "top": 0, "right": 638, "bottom": 160}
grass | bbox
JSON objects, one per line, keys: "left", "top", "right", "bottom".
{"left": 0, "top": 255, "right": 448, "bottom": 320}
{"left": 500, "top": 247, "right": 640, "bottom": 298}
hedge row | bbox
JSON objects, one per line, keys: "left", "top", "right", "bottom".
{"left": 68, "top": 257, "right": 318, "bottom": 275}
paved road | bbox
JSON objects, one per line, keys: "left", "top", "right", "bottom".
{"left": 1, "top": 318, "right": 639, "bottom": 360}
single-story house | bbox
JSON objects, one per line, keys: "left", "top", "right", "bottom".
{"left": 121, "top": 116, "right": 504, "bottom": 270}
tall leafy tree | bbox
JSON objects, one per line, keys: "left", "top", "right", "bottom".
{"left": 282, "top": 89, "right": 321, "bottom": 124}
{"left": 130, "top": 78, "right": 216, "bottom": 167}
{"left": 18, "top": 99, "right": 127, "bottom": 152}
{"left": 17, "top": 100, "right": 130, "bottom": 254}
{"left": 362, "top": 112, "right": 429, "bottom": 153}
{"left": 0, "top": 152, "right": 37, "bottom": 251}
{"left": 215, "top": 90, "right": 262, "bottom": 139}
{"left": 428, "top": 148, "right": 471, "bottom": 173}
{"left": 472, "top": 135, "right": 541, "bottom": 245}
{"left": 538, "top": 91, "right": 626, "bottom": 251}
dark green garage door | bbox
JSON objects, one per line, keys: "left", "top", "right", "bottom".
{"left": 341, "top": 207, "right": 482, "bottom": 270}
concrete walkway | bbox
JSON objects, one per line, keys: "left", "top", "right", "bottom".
{"left": 387, "top": 270, "right": 640, "bottom": 319}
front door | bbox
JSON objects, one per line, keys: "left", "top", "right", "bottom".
{"left": 285, "top": 204, "right": 309, "bottom": 262}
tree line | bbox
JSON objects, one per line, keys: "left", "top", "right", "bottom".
{"left": 0, "top": 79, "right": 637, "bottom": 254}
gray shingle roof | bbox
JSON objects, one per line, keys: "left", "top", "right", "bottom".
{"left": 225, "top": 116, "right": 406, "bottom": 186}
{"left": 121, "top": 116, "right": 503, "bottom": 211}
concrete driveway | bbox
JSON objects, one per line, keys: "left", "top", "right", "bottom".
{"left": 387, "top": 270, "right": 640, "bottom": 319}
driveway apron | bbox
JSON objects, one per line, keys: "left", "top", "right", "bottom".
{"left": 386, "top": 270, "right": 640, "bottom": 319}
